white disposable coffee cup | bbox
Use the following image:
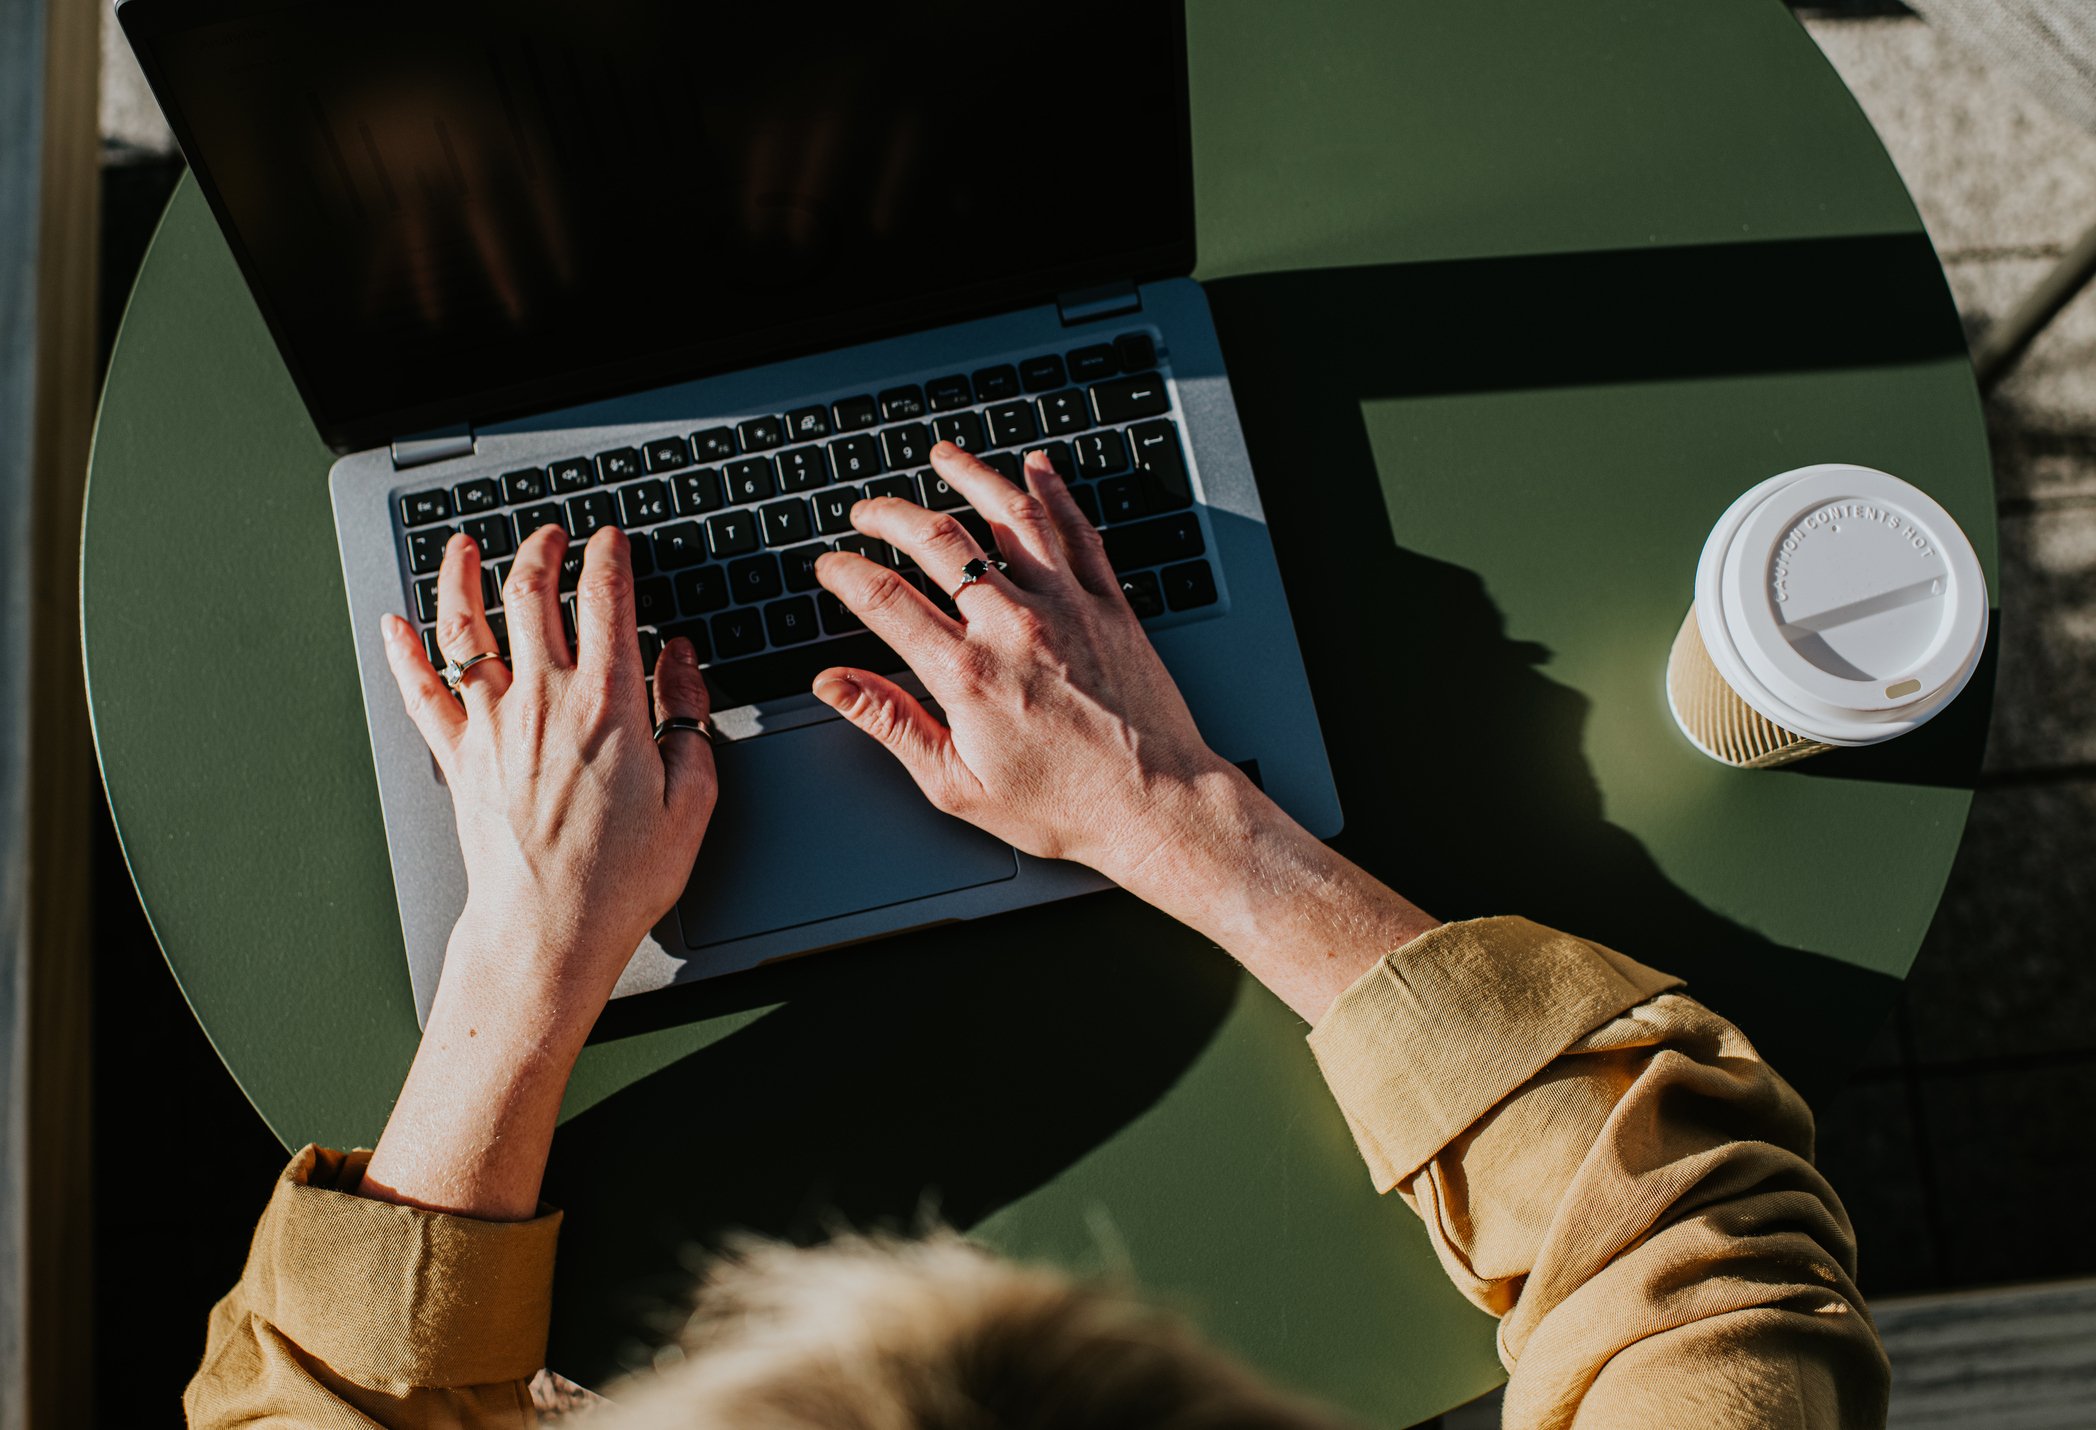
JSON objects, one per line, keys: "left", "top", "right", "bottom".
{"left": 1666, "top": 464, "right": 1989, "bottom": 768}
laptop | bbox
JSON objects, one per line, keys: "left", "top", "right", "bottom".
{"left": 120, "top": 0, "right": 1342, "bottom": 1024}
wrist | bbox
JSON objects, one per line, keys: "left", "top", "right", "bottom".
{"left": 1103, "top": 759, "right": 1291, "bottom": 924}
{"left": 435, "top": 907, "right": 619, "bottom": 1048}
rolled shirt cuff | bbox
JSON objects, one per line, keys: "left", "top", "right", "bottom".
{"left": 237, "top": 1145, "right": 563, "bottom": 1391}
{"left": 1306, "top": 917, "right": 1681, "bottom": 1191}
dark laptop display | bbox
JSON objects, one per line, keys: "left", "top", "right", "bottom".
{"left": 119, "top": 0, "right": 1194, "bottom": 452}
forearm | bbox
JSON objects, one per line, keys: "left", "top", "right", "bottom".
{"left": 362, "top": 917, "right": 601, "bottom": 1221}
{"left": 1112, "top": 763, "right": 1439, "bottom": 1022}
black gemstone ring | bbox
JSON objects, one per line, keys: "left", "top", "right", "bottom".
{"left": 949, "top": 555, "right": 1008, "bottom": 604}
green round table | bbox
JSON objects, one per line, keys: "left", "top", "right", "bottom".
{"left": 85, "top": 1, "right": 1995, "bottom": 1423}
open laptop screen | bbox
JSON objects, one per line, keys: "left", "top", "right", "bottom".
{"left": 121, "top": 0, "right": 1193, "bottom": 453}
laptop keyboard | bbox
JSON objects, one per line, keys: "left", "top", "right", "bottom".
{"left": 393, "top": 330, "right": 1222, "bottom": 709}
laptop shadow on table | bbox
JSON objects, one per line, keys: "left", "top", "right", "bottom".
{"left": 544, "top": 234, "right": 1965, "bottom": 1381}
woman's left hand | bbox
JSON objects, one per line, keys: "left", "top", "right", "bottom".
{"left": 380, "top": 523, "right": 718, "bottom": 1017}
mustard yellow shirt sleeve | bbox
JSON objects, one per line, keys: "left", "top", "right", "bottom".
{"left": 185, "top": 1145, "right": 561, "bottom": 1429}
{"left": 1308, "top": 917, "right": 1891, "bottom": 1430}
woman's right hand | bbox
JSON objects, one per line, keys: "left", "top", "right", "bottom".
{"left": 809, "top": 442, "right": 1245, "bottom": 892}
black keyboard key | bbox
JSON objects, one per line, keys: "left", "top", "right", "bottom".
{"left": 784, "top": 405, "right": 831, "bottom": 442}
{"left": 651, "top": 521, "right": 708, "bottom": 570}
{"left": 759, "top": 497, "right": 812, "bottom": 547}
{"left": 558, "top": 547, "right": 586, "bottom": 592}
{"left": 423, "top": 626, "right": 443, "bottom": 667}
{"left": 737, "top": 415, "right": 783, "bottom": 451}
{"left": 549, "top": 457, "right": 595, "bottom": 493}
{"left": 1040, "top": 441, "right": 1075, "bottom": 480}
{"left": 925, "top": 374, "right": 973, "bottom": 411}
{"left": 955, "top": 510, "right": 994, "bottom": 550}
{"left": 643, "top": 436, "right": 691, "bottom": 473}
{"left": 617, "top": 480, "right": 672, "bottom": 527}
{"left": 1119, "top": 570, "right": 1164, "bottom": 619}
{"left": 828, "top": 433, "right": 882, "bottom": 483}
{"left": 834, "top": 533, "right": 894, "bottom": 567}
{"left": 1036, "top": 388, "right": 1090, "bottom": 436}
{"left": 710, "top": 607, "right": 767, "bottom": 659}
{"left": 918, "top": 470, "right": 966, "bottom": 510}
{"left": 1102, "top": 512, "right": 1204, "bottom": 572}
{"left": 1073, "top": 429, "right": 1130, "bottom": 477}
{"left": 881, "top": 423, "right": 930, "bottom": 469}
{"left": 1115, "top": 332, "right": 1156, "bottom": 371}
{"left": 488, "top": 610, "right": 509, "bottom": 657}
{"left": 1161, "top": 560, "right": 1218, "bottom": 611}
{"left": 673, "top": 565, "right": 729, "bottom": 616}
{"left": 818, "top": 591, "right": 864, "bottom": 636}
{"left": 660, "top": 620, "right": 713, "bottom": 664}
{"left": 1067, "top": 343, "right": 1118, "bottom": 382}
{"left": 724, "top": 456, "right": 776, "bottom": 505}
{"left": 634, "top": 576, "right": 677, "bottom": 627}
{"left": 765, "top": 596, "right": 820, "bottom": 646}
{"left": 777, "top": 446, "right": 828, "bottom": 493}
{"left": 670, "top": 468, "right": 724, "bottom": 516}
{"left": 984, "top": 401, "right": 1039, "bottom": 449}
{"left": 1070, "top": 483, "right": 1103, "bottom": 527}
{"left": 565, "top": 492, "right": 617, "bottom": 537}
{"left": 1019, "top": 354, "right": 1066, "bottom": 392}
{"left": 1128, "top": 419, "right": 1192, "bottom": 509}
{"left": 779, "top": 542, "right": 827, "bottom": 592}
{"left": 500, "top": 468, "right": 547, "bottom": 504}
{"left": 692, "top": 427, "right": 737, "bottom": 463}
{"left": 931, "top": 410, "right": 987, "bottom": 454}
{"left": 812, "top": 487, "right": 859, "bottom": 536}
{"left": 1097, "top": 475, "right": 1150, "bottom": 525}
{"left": 981, "top": 452, "right": 1022, "bottom": 482}
{"left": 972, "top": 364, "right": 1020, "bottom": 401}
{"left": 704, "top": 628, "right": 902, "bottom": 708}
{"left": 596, "top": 447, "right": 643, "bottom": 483}
{"left": 1090, "top": 372, "right": 1170, "bottom": 425}
{"left": 862, "top": 474, "right": 914, "bottom": 502}
{"left": 461, "top": 514, "right": 514, "bottom": 559}
{"left": 831, "top": 394, "right": 878, "bottom": 431}
{"left": 639, "top": 629, "right": 661, "bottom": 668}
{"left": 452, "top": 477, "right": 500, "bottom": 515}
{"left": 412, "top": 577, "right": 440, "bottom": 622}
{"left": 878, "top": 386, "right": 926, "bottom": 421}
{"left": 630, "top": 538, "right": 655, "bottom": 579}
{"left": 706, "top": 510, "right": 759, "bottom": 558}
{"left": 512, "top": 503, "right": 566, "bottom": 544}
{"left": 725, "top": 549, "right": 783, "bottom": 599}
{"left": 400, "top": 489, "right": 451, "bottom": 526}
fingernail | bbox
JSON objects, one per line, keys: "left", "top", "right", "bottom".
{"left": 668, "top": 637, "right": 698, "bottom": 666}
{"left": 814, "top": 674, "right": 857, "bottom": 707}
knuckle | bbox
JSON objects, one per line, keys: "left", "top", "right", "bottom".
{"left": 435, "top": 611, "right": 480, "bottom": 650}
{"left": 1004, "top": 492, "right": 1048, "bottom": 527}
{"left": 857, "top": 569, "right": 913, "bottom": 617}
{"left": 580, "top": 566, "right": 632, "bottom": 606}
{"left": 926, "top": 514, "right": 973, "bottom": 552}
{"left": 504, "top": 570, "right": 551, "bottom": 603}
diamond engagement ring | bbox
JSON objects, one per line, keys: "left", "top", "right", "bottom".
{"left": 439, "top": 650, "right": 501, "bottom": 695}
{"left": 949, "top": 556, "right": 1008, "bottom": 603}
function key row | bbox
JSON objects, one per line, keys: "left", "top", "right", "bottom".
{"left": 393, "top": 332, "right": 1161, "bottom": 528}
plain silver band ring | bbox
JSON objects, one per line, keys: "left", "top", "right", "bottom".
{"left": 440, "top": 650, "right": 501, "bottom": 695}
{"left": 655, "top": 716, "right": 713, "bottom": 744}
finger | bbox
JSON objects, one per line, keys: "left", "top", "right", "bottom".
{"left": 812, "top": 668, "right": 981, "bottom": 814}
{"left": 849, "top": 494, "right": 996, "bottom": 595}
{"left": 502, "top": 523, "right": 571, "bottom": 675}
{"left": 929, "top": 441, "right": 1062, "bottom": 576}
{"left": 814, "top": 550, "right": 967, "bottom": 678}
{"left": 573, "top": 527, "right": 644, "bottom": 710}
{"left": 651, "top": 636, "right": 717, "bottom": 825}
{"left": 1024, "top": 449, "right": 1119, "bottom": 597}
{"left": 381, "top": 613, "right": 466, "bottom": 761}
{"left": 434, "top": 533, "right": 512, "bottom": 710}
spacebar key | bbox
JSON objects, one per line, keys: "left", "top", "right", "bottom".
{"left": 1102, "top": 512, "right": 1204, "bottom": 573}
{"left": 703, "top": 630, "right": 908, "bottom": 710}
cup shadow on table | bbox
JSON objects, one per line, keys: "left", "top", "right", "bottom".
{"left": 542, "top": 234, "right": 1972, "bottom": 1383}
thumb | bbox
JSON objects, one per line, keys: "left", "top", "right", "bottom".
{"left": 814, "top": 668, "right": 979, "bottom": 814}
{"left": 651, "top": 636, "right": 716, "bottom": 823}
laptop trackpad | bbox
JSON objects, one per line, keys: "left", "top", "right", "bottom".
{"left": 677, "top": 716, "right": 1018, "bottom": 948}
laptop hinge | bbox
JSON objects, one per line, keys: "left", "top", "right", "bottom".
{"left": 1056, "top": 280, "right": 1141, "bottom": 326}
{"left": 390, "top": 426, "right": 476, "bottom": 470}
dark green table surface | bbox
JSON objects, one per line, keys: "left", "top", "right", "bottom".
{"left": 84, "top": 1, "right": 1995, "bottom": 1422}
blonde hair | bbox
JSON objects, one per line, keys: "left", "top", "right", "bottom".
{"left": 603, "top": 1231, "right": 1348, "bottom": 1430}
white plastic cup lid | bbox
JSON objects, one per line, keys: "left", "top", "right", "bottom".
{"left": 1693, "top": 464, "right": 1989, "bottom": 746}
